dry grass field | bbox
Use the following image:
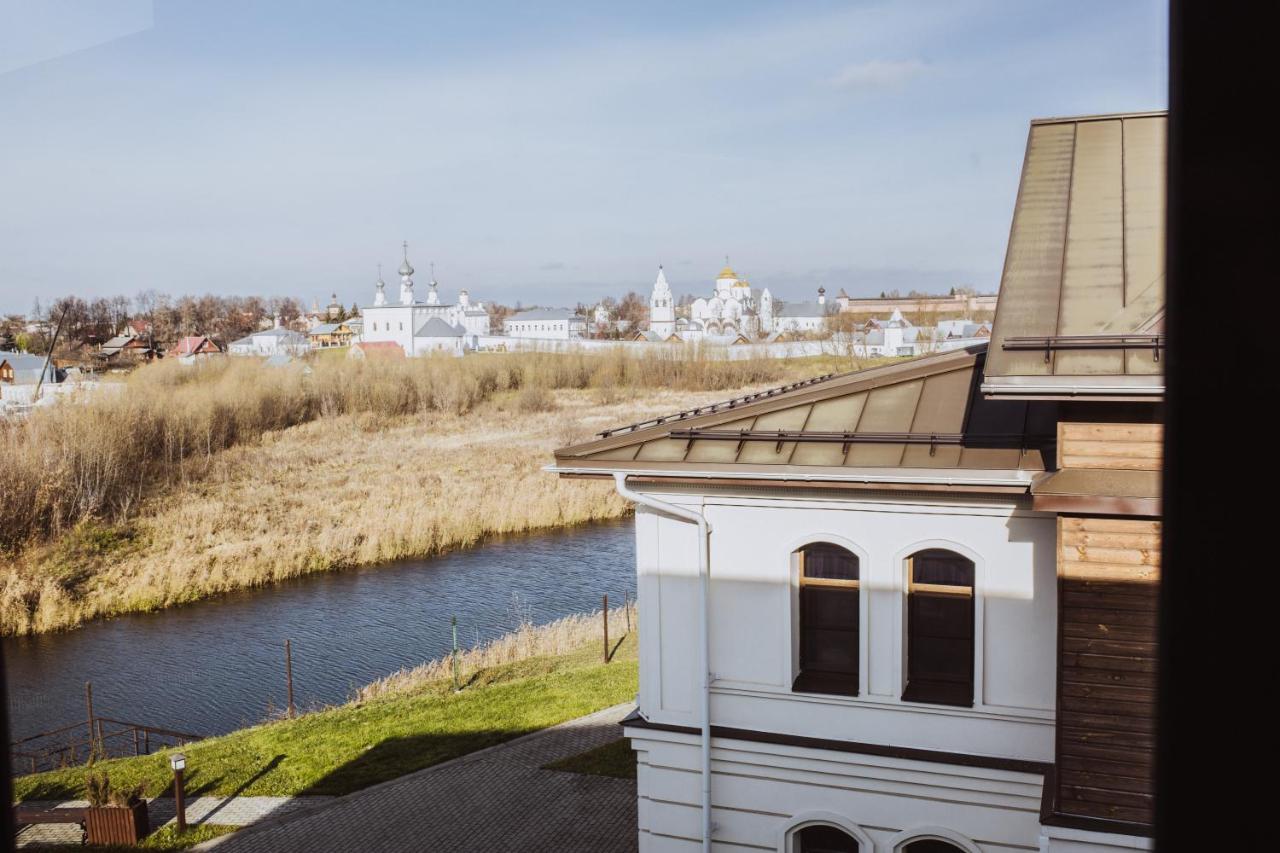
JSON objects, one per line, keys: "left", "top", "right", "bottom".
{"left": 0, "top": 349, "right": 892, "bottom": 635}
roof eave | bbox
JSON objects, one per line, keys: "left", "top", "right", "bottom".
{"left": 981, "top": 378, "right": 1164, "bottom": 401}
{"left": 546, "top": 462, "right": 1035, "bottom": 493}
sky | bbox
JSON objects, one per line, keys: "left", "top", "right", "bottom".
{"left": 0, "top": 0, "right": 1167, "bottom": 314}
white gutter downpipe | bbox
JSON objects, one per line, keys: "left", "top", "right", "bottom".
{"left": 614, "top": 473, "right": 713, "bottom": 852}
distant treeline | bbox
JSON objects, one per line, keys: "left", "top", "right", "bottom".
{"left": 1, "top": 292, "right": 330, "bottom": 355}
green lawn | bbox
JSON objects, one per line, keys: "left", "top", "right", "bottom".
{"left": 543, "top": 737, "right": 636, "bottom": 780}
{"left": 15, "top": 634, "right": 637, "bottom": 803}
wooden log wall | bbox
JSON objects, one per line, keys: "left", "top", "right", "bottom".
{"left": 1056, "top": 515, "right": 1159, "bottom": 827}
{"left": 1058, "top": 422, "right": 1162, "bottom": 471}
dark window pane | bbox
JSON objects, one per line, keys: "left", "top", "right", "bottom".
{"left": 797, "top": 824, "right": 860, "bottom": 853}
{"left": 912, "top": 550, "right": 974, "bottom": 587}
{"left": 911, "top": 595, "right": 972, "bottom": 638}
{"left": 802, "top": 587, "right": 858, "bottom": 629}
{"left": 802, "top": 628, "right": 858, "bottom": 671}
{"left": 907, "top": 635, "right": 972, "bottom": 683}
{"left": 797, "top": 576, "right": 859, "bottom": 696}
{"left": 803, "top": 544, "right": 859, "bottom": 581}
{"left": 906, "top": 550, "right": 975, "bottom": 707}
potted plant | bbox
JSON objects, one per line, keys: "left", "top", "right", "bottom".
{"left": 84, "top": 771, "right": 150, "bottom": 845}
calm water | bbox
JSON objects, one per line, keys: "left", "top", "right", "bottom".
{"left": 3, "top": 519, "right": 635, "bottom": 742}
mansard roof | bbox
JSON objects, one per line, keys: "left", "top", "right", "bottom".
{"left": 984, "top": 111, "right": 1166, "bottom": 400}
{"left": 552, "top": 344, "right": 1058, "bottom": 491}
{"left": 507, "top": 308, "right": 582, "bottom": 322}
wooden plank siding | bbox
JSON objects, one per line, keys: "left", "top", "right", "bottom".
{"left": 1054, "top": 515, "right": 1159, "bottom": 829}
{"left": 1058, "top": 422, "right": 1162, "bottom": 471}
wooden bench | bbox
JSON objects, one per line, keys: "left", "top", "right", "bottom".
{"left": 13, "top": 805, "right": 87, "bottom": 845}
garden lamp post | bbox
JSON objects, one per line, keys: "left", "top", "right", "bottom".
{"left": 170, "top": 752, "right": 187, "bottom": 833}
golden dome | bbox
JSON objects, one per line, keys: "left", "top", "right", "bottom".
{"left": 717, "top": 265, "right": 738, "bottom": 280}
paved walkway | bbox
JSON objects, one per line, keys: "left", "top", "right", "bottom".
{"left": 198, "top": 702, "right": 638, "bottom": 852}
{"left": 15, "top": 796, "right": 332, "bottom": 848}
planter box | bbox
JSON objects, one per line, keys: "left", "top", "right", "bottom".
{"left": 85, "top": 801, "right": 150, "bottom": 845}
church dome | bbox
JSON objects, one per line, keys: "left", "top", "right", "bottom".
{"left": 717, "top": 265, "right": 738, "bottom": 280}
{"left": 399, "top": 259, "right": 415, "bottom": 277}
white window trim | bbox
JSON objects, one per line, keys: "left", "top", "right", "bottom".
{"left": 891, "top": 539, "right": 986, "bottom": 711}
{"left": 785, "top": 533, "right": 871, "bottom": 698}
{"left": 778, "top": 812, "right": 874, "bottom": 853}
{"left": 887, "top": 825, "right": 981, "bottom": 853}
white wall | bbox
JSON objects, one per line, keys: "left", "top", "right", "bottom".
{"left": 503, "top": 318, "right": 583, "bottom": 339}
{"left": 361, "top": 305, "right": 416, "bottom": 354}
{"left": 628, "top": 728, "right": 1046, "bottom": 852}
{"left": 634, "top": 491, "right": 1058, "bottom": 762}
{"left": 628, "top": 487, "right": 1060, "bottom": 852}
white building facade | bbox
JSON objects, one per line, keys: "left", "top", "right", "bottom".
{"left": 551, "top": 110, "right": 1166, "bottom": 853}
{"left": 227, "top": 318, "right": 310, "bottom": 356}
{"left": 552, "top": 350, "right": 1075, "bottom": 853}
{"left": 503, "top": 308, "right": 588, "bottom": 340}
{"left": 771, "top": 288, "right": 834, "bottom": 335}
{"left": 358, "top": 246, "right": 490, "bottom": 355}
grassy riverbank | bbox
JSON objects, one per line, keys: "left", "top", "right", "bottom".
{"left": 15, "top": 620, "right": 638, "bottom": 803}
{"left": 1, "top": 350, "right": 893, "bottom": 635}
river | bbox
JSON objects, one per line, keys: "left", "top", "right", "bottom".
{"left": 3, "top": 518, "right": 635, "bottom": 743}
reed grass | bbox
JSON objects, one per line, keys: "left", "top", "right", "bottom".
{"left": 355, "top": 603, "right": 634, "bottom": 702}
{"left": 0, "top": 348, "right": 895, "bottom": 635}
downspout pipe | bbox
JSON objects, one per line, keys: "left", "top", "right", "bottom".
{"left": 613, "top": 473, "right": 713, "bottom": 852}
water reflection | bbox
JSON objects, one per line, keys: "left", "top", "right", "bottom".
{"left": 3, "top": 518, "right": 635, "bottom": 741}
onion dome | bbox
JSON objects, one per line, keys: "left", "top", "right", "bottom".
{"left": 399, "top": 240, "right": 415, "bottom": 277}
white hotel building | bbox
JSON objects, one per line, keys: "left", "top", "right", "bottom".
{"left": 551, "top": 111, "right": 1165, "bottom": 853}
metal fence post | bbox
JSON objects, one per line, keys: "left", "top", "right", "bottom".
{"left": 603, "top": 594, "right": 610, "bottom": 663}
{"left": 451, "top": 616, "right": 460, "bottom": 692}
{"left": 285, "top": 639, "right": 295, "bottom": 718}
{"left": 84, "top": 682, "right": 96, "bottom": 755}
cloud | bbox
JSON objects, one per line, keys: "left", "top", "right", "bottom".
{"left": 828, "top": 59, "right": 930, "bottom": 92}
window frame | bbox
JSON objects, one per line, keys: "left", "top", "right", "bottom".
{"left": 887, "top": 827, "right": 981, "bottom": 853}
{"left": 901, "top": 547, "right": 977, "bottom": 708}
{"left": 778, "top": 813, "right": 874, "bottom": 853}
{"left": 789, "top": 538, "right": 869, "bottom": 698}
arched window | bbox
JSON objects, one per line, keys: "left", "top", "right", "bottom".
{"left": 903, "top": 549, "right": 975, "bottom": 707}
{"left": 796, "top": 824, "right": 860, "bottom": 852}
{"left": 793, "top": 543, "right": 859, "bottom": 696}
{"left": 901, "top": 840, "right": 966, "bottom": 853}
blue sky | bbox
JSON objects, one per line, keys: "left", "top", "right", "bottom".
{"left": 0, "top": 0, "right": 1167, "bottom": 313}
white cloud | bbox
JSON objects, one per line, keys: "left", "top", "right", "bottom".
{"left": 828, "top": 59, "right": 930, "bottom": 92}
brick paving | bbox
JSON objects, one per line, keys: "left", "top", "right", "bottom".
{"left": 197, "top": 701, "right": 639, "bottom": 852}
{"left": 14, "top": 796, "right": 332, "bottom": 848}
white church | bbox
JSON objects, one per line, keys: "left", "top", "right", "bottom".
{"left": 685, "top": 262, "right": 773, "bottom": 337}
{"left": 649, "top": 263, "right": 836, "bottom": 341}
{"left": 358, "top": 243, "right": 490, "bottom": 355}
{"left": 648, "top": 262, "right": 774, "bottom": 339}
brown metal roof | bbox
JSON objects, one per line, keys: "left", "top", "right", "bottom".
{"left": 553, "top": 345, "right": 1058, "bottom": 489}
{"left": 984, "top": 111, "right": 1166, "bottom": 399}
{"left": 1030, "top": 467, "right": 1161, "bottom": 515}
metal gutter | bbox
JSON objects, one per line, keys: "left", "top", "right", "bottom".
{"left": 611, "top": 474, "right": 714, "bottom": 853}
{"left": 980, "top": 381, "right": 1165, "bottom": 398}
{"left": 546, "top": 464, "right": 1036, "bottom": 490}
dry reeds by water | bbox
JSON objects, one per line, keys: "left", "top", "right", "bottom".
{"left": 0, "top": 348, "right": 888, "bottom": 635}
{"left": 355, "top": 603, "right": 635, "bottom": 702}
{"left": 0, "top": 350, "right": 788, "bottom": 552}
